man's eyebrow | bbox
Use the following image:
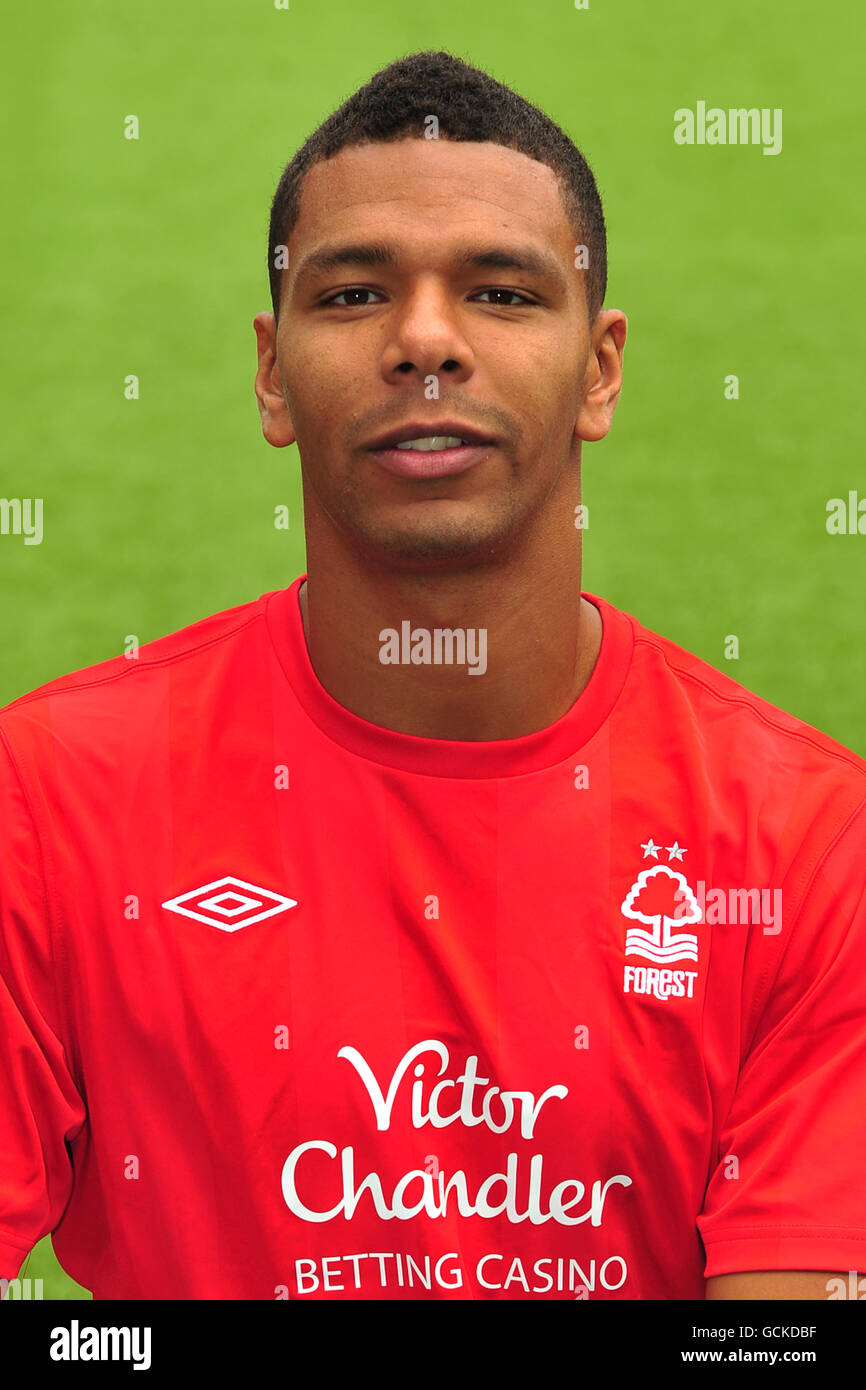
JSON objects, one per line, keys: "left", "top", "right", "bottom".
{"left": 291, "top": 242, "right": 567, "bottom": 289}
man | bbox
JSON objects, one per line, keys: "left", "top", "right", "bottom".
{"left": 1, "top": 50, "right": 864, "bottom": 1302}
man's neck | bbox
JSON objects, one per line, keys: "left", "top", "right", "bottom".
{"left": 295, "top": 549, "right": 602, "bottom": 742}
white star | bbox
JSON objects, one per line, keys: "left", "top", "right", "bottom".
{"left": 641, "top": 839, "right": 660, "bottom": 859}
{"left": 666, "top": 841, "right": 687, "bottom": 861}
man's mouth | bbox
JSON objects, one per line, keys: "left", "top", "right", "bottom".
{"left": 368, "top": 432, "right": 496, "bottom": 479}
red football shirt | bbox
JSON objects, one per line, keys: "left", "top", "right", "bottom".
{"left": 1, "top": 574, "right": 865, "bottom": 1300}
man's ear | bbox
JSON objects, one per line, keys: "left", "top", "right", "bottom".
{"left": 575, "top": 309, "right": 627, "bottom": 443}
{"left": 253, "top": 312, "right": 296, "bottom": 448}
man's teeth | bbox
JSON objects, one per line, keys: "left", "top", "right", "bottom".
{"left": 394, "top": 436, "right": 467, "bottom": 451}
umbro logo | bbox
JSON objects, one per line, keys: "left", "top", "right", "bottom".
{"left": 160, "top": 876, "right": 298, "bottom": 932}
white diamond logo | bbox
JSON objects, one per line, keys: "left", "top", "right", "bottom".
{"left": 161, "top": 876, "right": 298, "bottom": 932}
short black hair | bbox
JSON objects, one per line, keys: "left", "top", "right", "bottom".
{"left": 267, "top": 50, "right": 607, "bottom": 324}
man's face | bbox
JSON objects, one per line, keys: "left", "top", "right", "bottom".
{"left": 255, "top": 137, "right": 623, "bottom": 568}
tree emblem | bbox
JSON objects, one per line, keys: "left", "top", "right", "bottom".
{"left": 620, "top": 864, "right": 700, "bottom": 963}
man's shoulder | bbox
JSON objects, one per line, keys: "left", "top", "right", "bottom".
{"left": 0, "top": 587, "right": 281, "bottom": 754}
{"left": 612, "top": 596, "right": 866, "bottom": 794}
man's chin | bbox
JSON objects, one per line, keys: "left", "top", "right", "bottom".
{"left": 348, "top": 515, "right": 513, "bottom": 572}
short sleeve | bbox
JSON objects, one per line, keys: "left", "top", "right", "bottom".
{"left": 698, "top": 795, "right": 866, "bottom": 1276}
{"left": 0, "top": 727, "right": 86, "bottom": 1278}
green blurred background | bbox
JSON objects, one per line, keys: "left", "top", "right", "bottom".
{"left": 1, "top": 0, "right": 863, "bottom": 1298}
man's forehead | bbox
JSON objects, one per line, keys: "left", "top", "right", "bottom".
{"left": 294, "top": 137, "right": 567, "bottom": 230}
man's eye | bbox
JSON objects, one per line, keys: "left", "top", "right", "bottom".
{"left": 474, "top": 288, "right": 534, "bottom": 307}
{"left": 322, "top": 288, "right": 384, "bottom": 306}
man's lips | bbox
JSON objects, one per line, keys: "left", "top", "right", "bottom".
{"left": 368, "top": 442, "right": 495, "bottom": 479}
